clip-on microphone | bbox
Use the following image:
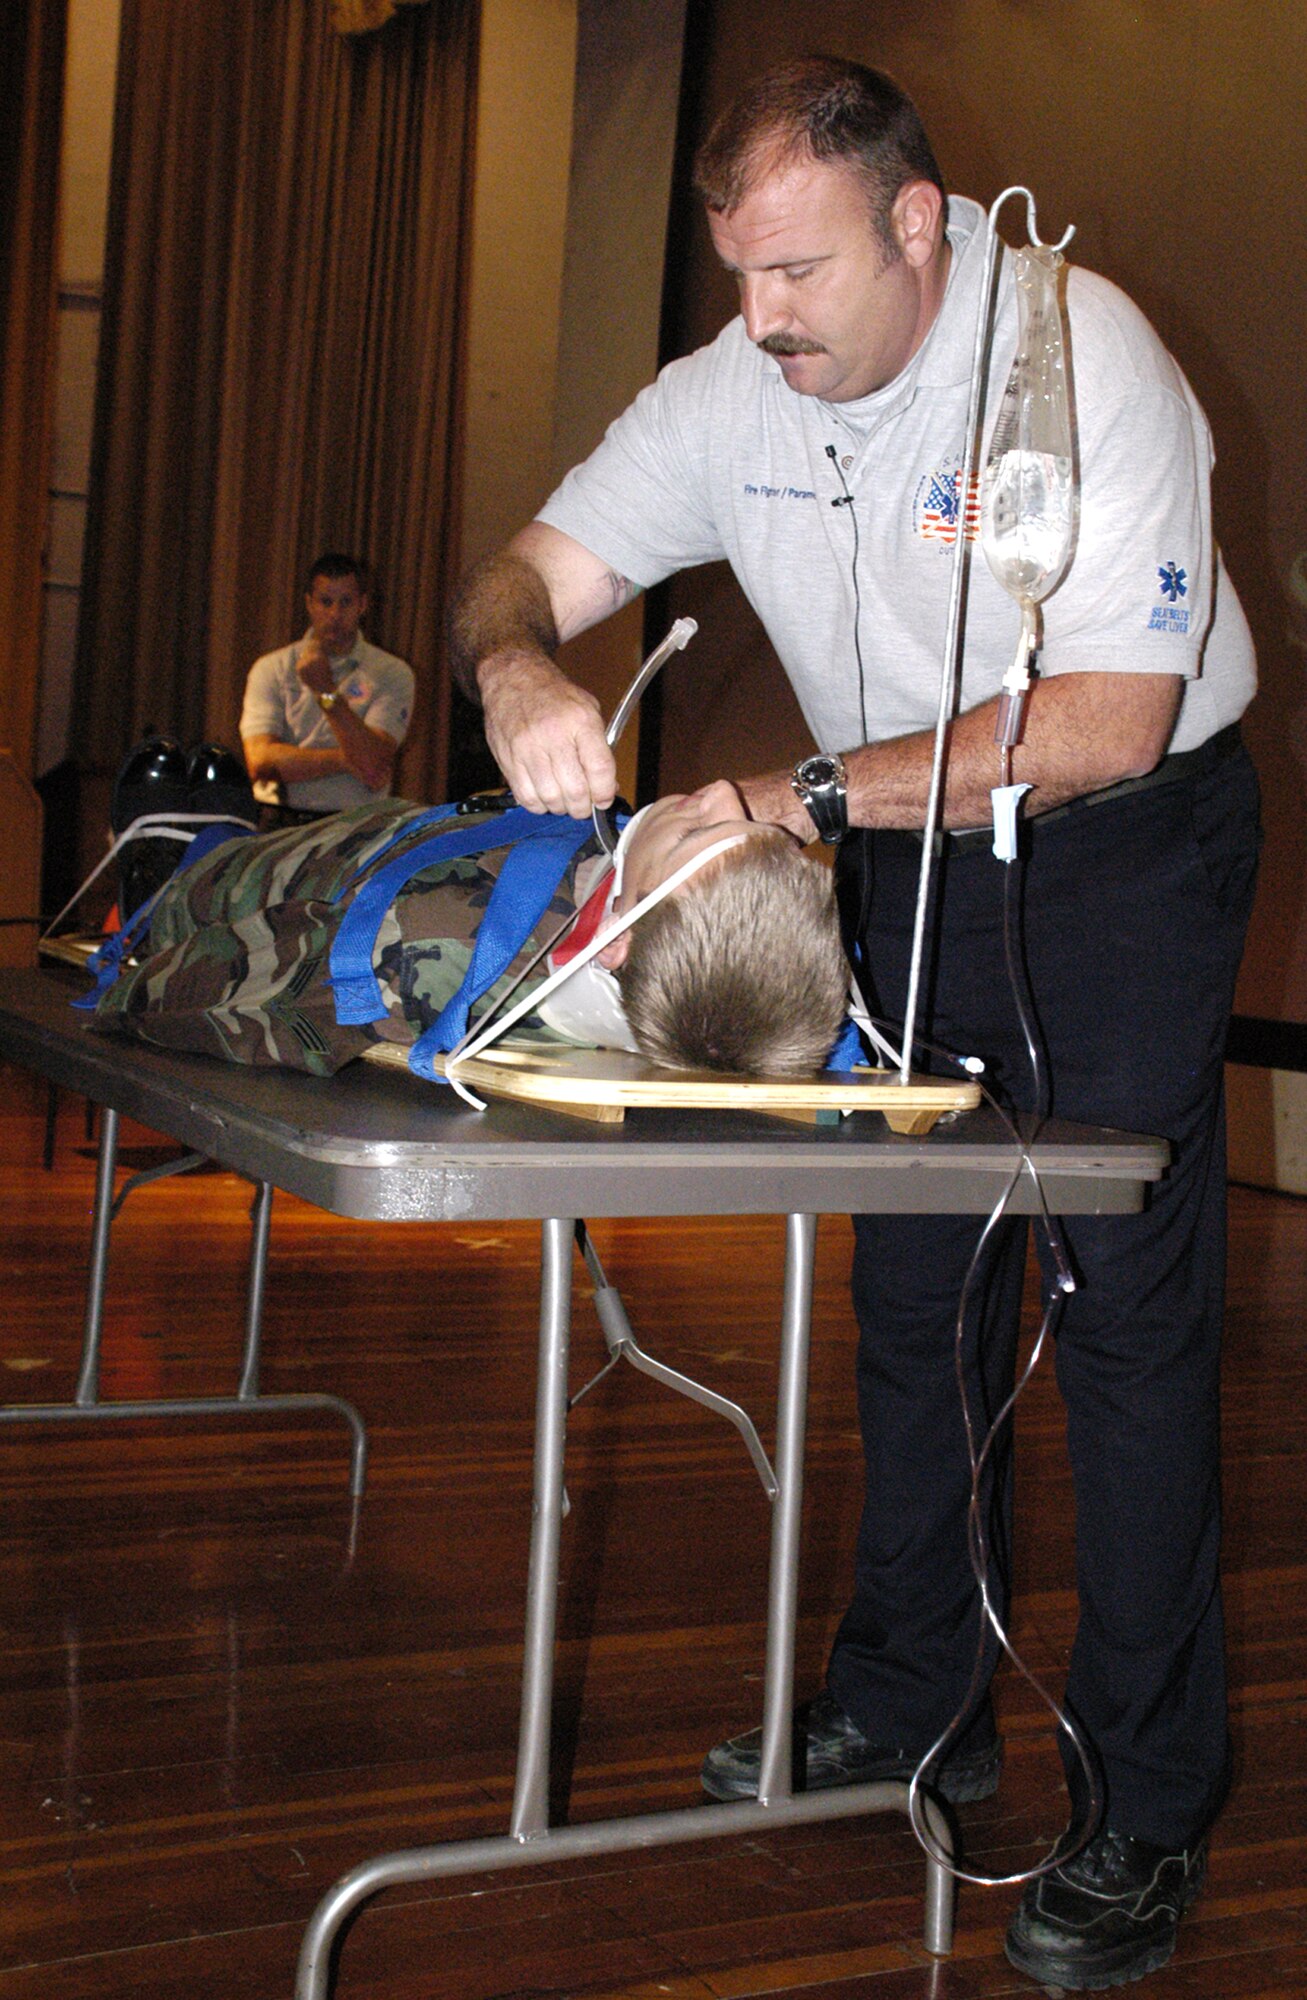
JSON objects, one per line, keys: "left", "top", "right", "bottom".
{"left": 826, "top": 442, "right": 855, "bottom": 506}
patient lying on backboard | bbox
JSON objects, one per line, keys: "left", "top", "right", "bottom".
{"left": 92, "top": 783, "right": 849, "bottom": 1080}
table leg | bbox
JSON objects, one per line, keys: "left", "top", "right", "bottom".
{"left": 509, "top": 1214, "right": 573, "bottom": 1840}
{"left": 237, "top": 1181, "right": 274, "bottom": 1400}
{"left": 73, "top": 1105, "right": 119, "bottom": 1405}
{"left": 2, "top": 1122, "right": 366, "bottom": 1496}
{"left": 756, "top": 1212, "right": 815, "bottom": 1802}
{"left": 756, "top": 1212, "right": 954, "bottom": 1952}
{"left": 293, "top": 1210, "right": 954, "bottom": 1998}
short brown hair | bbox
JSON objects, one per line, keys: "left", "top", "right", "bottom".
{"left": 692, "top": 56, "right": 945, "bottom": 258}
{"left": 619, "top": 832, "right": 848, "bottom": 1076}
{"left": 306, "top": 551, "right": 369, "bottom": 596}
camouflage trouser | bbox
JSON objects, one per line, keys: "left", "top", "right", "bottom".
{"left": 94, "top": 800, "right": 594, "bottom": 1074}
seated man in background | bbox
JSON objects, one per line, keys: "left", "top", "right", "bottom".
{"left": 92, "top": 781, "right": 850, "bottom": 1081}
{"left": 240, "top": 553, "right": 415, "bottom": 813}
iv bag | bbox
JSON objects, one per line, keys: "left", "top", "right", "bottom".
{"left": 980, "top": 245, "right": 1075, "bottom": 605}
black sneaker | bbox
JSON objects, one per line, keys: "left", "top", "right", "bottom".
{"left": 700, "top": 1690, "right": 1001, "bottom": 1804}
{"left": 1005, "top": 1826, "right": 1207, "bottom": 1990}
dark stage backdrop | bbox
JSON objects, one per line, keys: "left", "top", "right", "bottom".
{"left": 0, "top": 0, "right": 67, "bottom": 781}
{"left": 72, "top": 0, "right": 477, "bottom": 803}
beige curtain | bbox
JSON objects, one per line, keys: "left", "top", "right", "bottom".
{"left": 74, "top": 0, "right": 477, "bottom": 802}
{"left": 0, "top": 0, "right": 68, "bottom": 779}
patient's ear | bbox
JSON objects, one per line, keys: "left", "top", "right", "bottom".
{"left": 596, "top": 930, "right": 631, "bottom": 970}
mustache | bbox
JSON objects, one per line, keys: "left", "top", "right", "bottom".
{"left": 758, "top": 333, "right": 827, "bottom": 358}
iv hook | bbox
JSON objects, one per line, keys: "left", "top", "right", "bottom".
{"left": 986, "top": 183, "right": 1075, "bottom": 256}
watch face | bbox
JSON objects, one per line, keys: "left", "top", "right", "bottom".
{"left": 798, "top": 754, "right": 844, "bottom": 788}
{"left": 792, "top": 752, "right": 848, "bottom": 843}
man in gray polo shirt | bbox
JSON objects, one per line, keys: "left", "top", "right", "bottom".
{"left": 241, "top": 552, "right": 414, "bottom": 813}
{"left": 448, "top": 56, "right": 1259, "bottom": 1991}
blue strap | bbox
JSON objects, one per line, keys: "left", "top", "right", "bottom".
{"left": 328, "top": 808, "right": 595, "bottom": 1035}
{"left": 74, "top": 907, "right": 157, "bottom": 1009}
{"left": 405, "top": 821, "right": 609, "bottom": 1081}
{"left": 173, "top": 817, "right": 257, "bottom": 874}
{"left": 825, "top": 1014, "right": 866, "bottom": 1072}
{"left": 76, "top": 820, "right": 254, "bottom": 1010}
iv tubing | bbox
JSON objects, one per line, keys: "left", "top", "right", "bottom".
{"left": 896, "top": 189, "right": 1074, "bottom": 1085}
{"left": 869, "top": 1011, "right": 1093, "bottom": 1887}
{"left": 592, "top": 619, "right": 698, "bottom": 856}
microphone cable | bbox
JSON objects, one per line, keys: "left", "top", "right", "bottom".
{"left": 826, "top": 444, "right": 869, "bottom": 746}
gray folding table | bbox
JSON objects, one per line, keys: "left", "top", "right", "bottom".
{"left": 0, "top": 969, "right": 1168, "bottom": 1996}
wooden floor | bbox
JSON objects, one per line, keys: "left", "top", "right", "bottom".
{"left": 0, "top": 1066, "right": 1303, "bottom": 1998}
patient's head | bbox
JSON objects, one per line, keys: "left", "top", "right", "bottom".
{"left": 600, "top": 782, "right": 849, "bottom": 1077}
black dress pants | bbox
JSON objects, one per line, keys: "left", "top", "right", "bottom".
{"left": 826, "top": 740, "right": 1260, "bottom": 1848}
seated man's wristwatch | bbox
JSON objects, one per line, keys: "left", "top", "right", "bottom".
{"left": 317, "top": 691, "right": 339, "bottom": 713}
{"left": 790, "top": 751, "right": 849, "bottom": 844}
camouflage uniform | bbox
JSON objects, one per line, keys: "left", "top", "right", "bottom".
{"left": 94, "top": 801, "right": 603, "bottom": 1074}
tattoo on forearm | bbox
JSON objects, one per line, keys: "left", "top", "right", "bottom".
{"left": 604, "top": 570, "right": 642, "bottom": 613}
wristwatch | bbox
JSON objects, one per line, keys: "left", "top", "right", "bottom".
{"left": 317, "top": 691, "right": 339, "bottom": 713}
{"left": 790, "top": 752, "right": 849, "bottom": 844}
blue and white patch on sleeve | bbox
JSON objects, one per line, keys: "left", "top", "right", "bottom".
{"left": 1148, "top": 561, "right": 1191, "bottom": 634}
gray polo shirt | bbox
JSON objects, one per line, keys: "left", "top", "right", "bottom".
{"left": 538, "top": 196, "right": 1254, "bottom": 758}
{"left": 240, "top": 632, "right": 415, "bottom": 811}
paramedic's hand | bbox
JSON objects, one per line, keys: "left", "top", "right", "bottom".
{"left": 479, "top": 650, "right": 616, "bottom": 818}
{"left": 737, "top": 767, "right": 823, "bottom": 843}
{"left": 296, "top": 636, "right": 335, "bottom": 697}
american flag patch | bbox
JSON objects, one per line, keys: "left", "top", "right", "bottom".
{"left": 914, "top": 462, "right": 982, "bottom": 547}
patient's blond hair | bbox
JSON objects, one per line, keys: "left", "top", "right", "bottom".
{"left": 619, "top": 833, "right": 848, "bottom": 1076}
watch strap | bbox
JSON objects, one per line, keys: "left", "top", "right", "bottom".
{"left": 791, "top": 755, "right": 848, "bottom": 844}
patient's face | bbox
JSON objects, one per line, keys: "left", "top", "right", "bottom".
{"left": 616, "top": 780, "right": 757, "bottom": 914}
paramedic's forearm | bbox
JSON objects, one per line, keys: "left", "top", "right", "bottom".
{"left": 739, "top": 672, "right": 1184, "bottom": 839}
{"left": 449, "top": 547, "right": 560, "bottom": 702}
{"left": 450, "top": 527, "right": 636, "bottom": 815}
{"left": 449, "top": 522, "right": 643, "bottom": 699}
{"left": 449, "top": 523, "right": 643, "bottom": 815}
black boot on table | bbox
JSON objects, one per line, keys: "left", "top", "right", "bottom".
{"left": 110, "top": 735, "right": 189, "bottom": 834}
{"left": 110, "top": 736, "right": 190, "bottom": 921}
{"left": 185, "top": 742, "right": 257, "bottom": 827}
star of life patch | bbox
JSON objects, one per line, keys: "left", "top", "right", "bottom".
{"left": 1148, "top": 561, "right": 1192, "bottom": 634}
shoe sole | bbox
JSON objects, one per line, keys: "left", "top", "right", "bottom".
{"left": 701, "top": 1744, "right": 1002, "bottom": 1807}
{"left": 1004, "top": 1927, "right": 1177, "bottom": 1991}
